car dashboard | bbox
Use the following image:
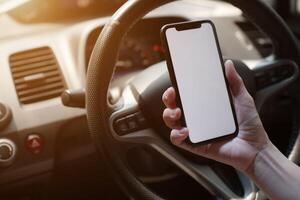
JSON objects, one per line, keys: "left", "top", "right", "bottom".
{"left": 0, "top": 0, "right": 274, "bottom": 193}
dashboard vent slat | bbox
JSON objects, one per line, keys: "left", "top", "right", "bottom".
{"left": 13, "top": 65, "right": 58, "bottom": 79}
{"left": 11, "top": 60, "right": 57, "bottom": 73}
{"left": 10, "top": 49, "right": 52, "bottom": 62}
{"left": 11, "top": 54, "right": 54, "bottom": 68}
{"left": 9, "top": 47, "right": 66, "bottom": 104}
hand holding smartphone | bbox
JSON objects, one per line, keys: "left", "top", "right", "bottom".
{"left": 161, "top": 20, "right": 238, "bottom": 144}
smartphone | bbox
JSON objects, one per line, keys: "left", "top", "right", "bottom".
{"left": 161, "top": 20, "right": 238, "bottom": 144}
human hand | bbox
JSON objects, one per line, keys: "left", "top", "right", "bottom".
{"left": 162, "top": 60, "right": 270, "bottom": 172}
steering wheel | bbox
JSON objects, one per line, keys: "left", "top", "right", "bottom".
{"left": 86, "top": 0, "right": 300, "bottom": 199}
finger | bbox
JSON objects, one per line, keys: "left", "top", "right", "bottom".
{"left": 163, "top": 108, "right": 182, "bottom": 129}
{"left": 224, "top": 60, "right": 247, "bottom": 97}
{"left": 169, "top": 128, "right": 208, "bottom": 156}
{"left": 170, "top": 128, "right": 189, "bottom": 146}
{"left": 169, "top": 129, "right": 218, "bottom": 160}
{"left": 162, "top": 87, "right": 177, "bottom": 109}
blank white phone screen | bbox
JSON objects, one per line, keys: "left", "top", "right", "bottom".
{"left": 166, "top": 23, "right": 236, "bottom": 143}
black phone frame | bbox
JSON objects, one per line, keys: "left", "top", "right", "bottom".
{"left": 160, "top": 20, "right": 239, "bottom": 145}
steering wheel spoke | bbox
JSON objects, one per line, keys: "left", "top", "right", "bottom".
{"left": 150, "top": 139, "right": 257, "bottom": 199}
{"left": 111, "top": 127, "right": 256, "bottom": 199}
{"left": 108, "top": 86, "right": 256, "bottom": 199}
{"left": 253, "top": 59, "right": 299, "bottom": 112}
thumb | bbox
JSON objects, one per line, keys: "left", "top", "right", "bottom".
{"left": 224, "top": 60, "right": 247, "bottom": 97}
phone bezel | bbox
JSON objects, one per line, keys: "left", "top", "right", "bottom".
{"left": 160, "top": 20, "right": 239, "bottom": 144}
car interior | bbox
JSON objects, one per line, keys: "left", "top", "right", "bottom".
{"left": 1, "top": 0, "right": 300, "bottom": 199}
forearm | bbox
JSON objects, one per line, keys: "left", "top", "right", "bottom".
{"left": 246, "top": 142, "right": 300, "bottom": 200}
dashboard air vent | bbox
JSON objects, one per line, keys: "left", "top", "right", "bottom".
{"left": 9, "top": 47, "right": 66, "bottom": 104}
{"left": 236, "top": 21, "right": 273, "bottom": 57}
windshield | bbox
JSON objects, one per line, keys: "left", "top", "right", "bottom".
{"left": 6, "top": 0, "right": 125, "bottom": 23}
{"left": 0, "top": 0, "right": 30, "bottom": 13}
{"left": 1, "top": 0, "right": 282, "bottom": 24}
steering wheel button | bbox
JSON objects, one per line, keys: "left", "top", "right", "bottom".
{"left": 271, "top": 77, "right": 279, "bottom": 83}
{"left": 281, "top": 70, "right": 289, "bottom": 76}
{"left": 115, "top": 119, "right": 129, "bottom": 135}
{"left": 134, "top": 112, "right": 147, "bottom": 126}
{"left": 126, "top": 117, "right": 138, "bottom": 130}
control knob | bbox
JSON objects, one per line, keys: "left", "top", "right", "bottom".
{"left": 0, "top": 139, "right": 16, "bottom": 167}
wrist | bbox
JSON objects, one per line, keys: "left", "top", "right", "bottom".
{"left": 232, "top": 127, "right": 270, "bottom": 173}
{"left": 244, "top": 140, "right": 275, "bottom": 177}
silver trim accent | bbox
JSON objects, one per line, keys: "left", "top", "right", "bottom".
{"left": 0, "top": 138, "right": 17, "bottom": 167}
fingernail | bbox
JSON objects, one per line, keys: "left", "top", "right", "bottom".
{"left": 180, "top": 128, "right": 188, "bottom": 135}
{"left": 170, "top": 112, "right": 176, "bottom": 118}
{"left": 225, "top": 60, "right": 234, "bottom": 66}
{"left": 170, "top": 108, "right": 177, "bottom": 117}
{"left": 175, "top": 108, "right": 181, "bottom": 117}
{"left": 163, "top": 93, "right": 167, "bottom": 100}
